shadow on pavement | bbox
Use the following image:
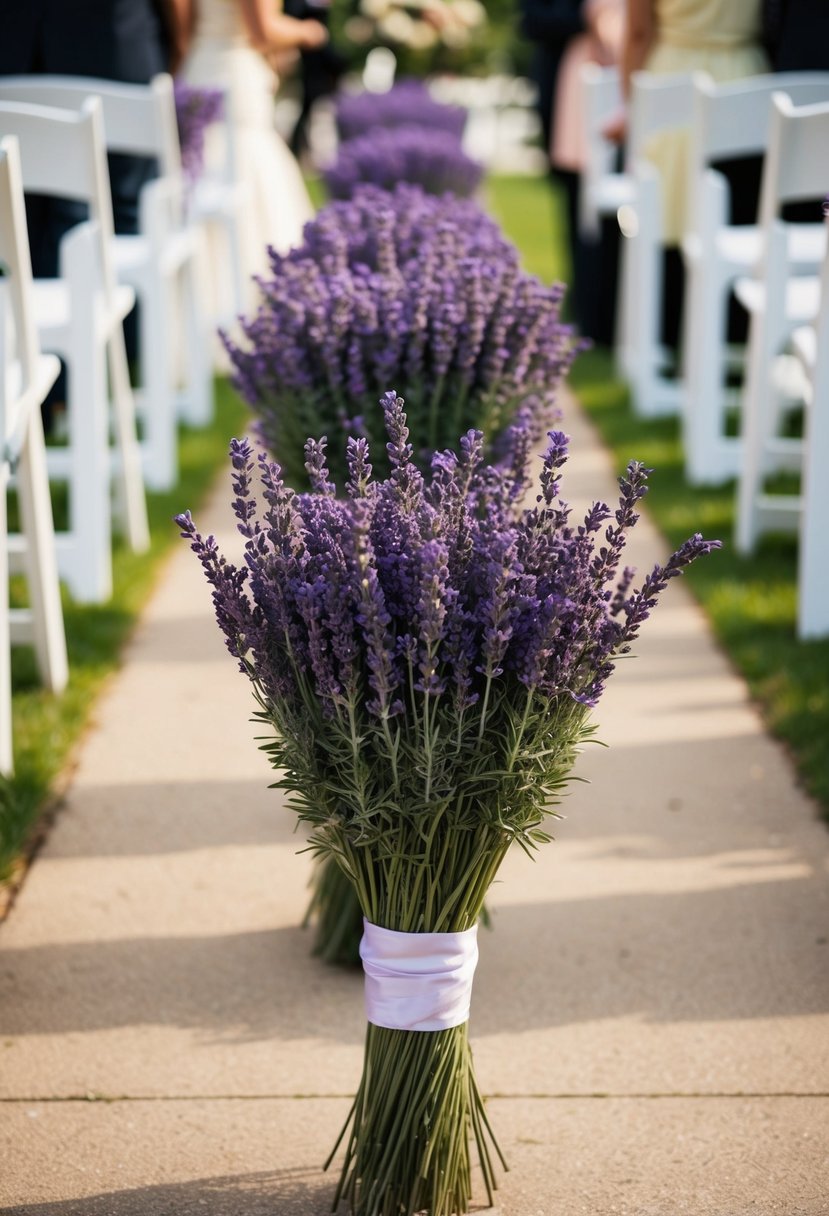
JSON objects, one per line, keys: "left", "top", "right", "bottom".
{"left": 0, "top": 1168, "right": 335, "bottom": 1215}
{"left": 1, "top": 872, "right": 827, "bottom": 1042}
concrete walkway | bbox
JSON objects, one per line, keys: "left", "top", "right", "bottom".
{"left": 1, "top": 391, "right": 827, "bottom": 1215}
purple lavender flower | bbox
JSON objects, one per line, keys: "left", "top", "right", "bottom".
{"left": 178, "top": 394, "right": 721, "bottom": 739}
{"left": 323, "top": 126, "right": 483, "bottom": 201}
{"left": 173, "top": 80, "right": 224, "bottom": 189}
{"left": 224, "top": 184, "right": 576, "bottom": 489}
{"left": 335, "top": 81, "right": 467, "bottom": 143}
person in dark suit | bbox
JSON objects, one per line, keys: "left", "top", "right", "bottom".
{"left": 0, "top": 0, "right": 176, "bottom": 275}
{"left": 284, "top": 0, "right": 346, "bottom": 163}
{"left": 519, "top": 0, "right": 620, "bottom": 344}
{"left": 768, "top": 0, "right": 829, "bottom": 71}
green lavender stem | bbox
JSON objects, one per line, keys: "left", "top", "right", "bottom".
{"left": 329, "top": 1022, "right": 506, "bottom": 1216}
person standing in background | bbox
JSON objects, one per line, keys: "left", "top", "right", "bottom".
{"left": 177, "top": 0, "right": 327, "bottom": 286}
{"left": 284, "top": 0, "right": 347, "bottom": 165}
{"left": 549, "top": 0, "right": 624, "bottom": 343}
{"left": 614, "top": 0, "right": 768, "bottom": 351}
{"left": 519, "top": 1, "right": 622, "bottom": 343}
{"left": 0, "top": 0, "right": 179, "bottom": 423}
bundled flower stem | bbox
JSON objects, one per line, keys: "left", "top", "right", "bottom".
{"left": 304, "top": 856, "right": 364, "bottom": 966}
{"left": 176, "top": 393, "right": 720, "bottom": 1215}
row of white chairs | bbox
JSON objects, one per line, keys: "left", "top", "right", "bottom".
{"left": 0, "top": 136, "right": 68, "bottom": 775}
{"left": 0, "top": 71, "right": 244, "bottom": 775}
{"left": 581, "top": 66, "right": 829, "bottom": 640}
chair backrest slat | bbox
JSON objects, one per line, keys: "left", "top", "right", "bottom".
{"left": 0, "top": 97, "right": 118, "bottom": 301}
{"left": 692, "top": 71, "right": 829, "bottom": 164}
{"left": 627, "top": 71, "right": 697, "bottom": 172}
{"left": 759, "top": 93, "right": 829, "bottom": 227}
{"left": 0, "top": 74, "right": 181, "bottom": 177}
{"left": 0, "top": 135, "right": 40, "bottom": 395}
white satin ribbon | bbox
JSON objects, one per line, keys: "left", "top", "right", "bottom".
{"left": 360, "top": 919, "right": 479, "bottom": 1032}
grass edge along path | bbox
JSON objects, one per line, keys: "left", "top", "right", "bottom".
{"left": 487, "top": 172, "right": 829, "bottom": 816}
{"left": 570, "top": 349, "right": 829, "bottom": 814}
{"left": 0, "top": 378, "right": 248, "bottom": 896}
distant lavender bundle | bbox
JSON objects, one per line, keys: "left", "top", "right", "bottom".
{"left": 335, "top": 80, "right": 467, "bottom": 143}
{"left": 323, "top": 125, "right": 483, "bottom": 200}
{"left": 173, "top": 80, "right": 224, "bottom": 188}
{"left": 225, "top": 183, "right": 573, "bottom": 488}
{"left": 177, "top": 392, "right": 720, "bottom": 1216}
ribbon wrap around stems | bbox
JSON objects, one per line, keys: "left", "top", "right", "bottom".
{"left": 359, "top": 919, "right": 479, "bottom": 1032}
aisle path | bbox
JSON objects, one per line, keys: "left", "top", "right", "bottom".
{"left": 1, "top": 390, "right": 827, "bottom": 1215}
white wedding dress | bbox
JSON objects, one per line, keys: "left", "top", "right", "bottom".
{"left": 181, "top": 0, "right": 314, "bottom": 294}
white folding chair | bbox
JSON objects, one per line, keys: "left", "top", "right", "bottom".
{"left": 186, "top": 86, "right": 249, "bottom": 334}
{"left": 681, "top": 72, "right": 829, "bottom": 486}
{"left": 617, "top": 70, "right": 696, "bottom": 418}
{"left": 0, "top": 98, "right": 150, "bottom": 604}
{"left": 578, "top": 64, "right": 633, "bottom": 241}
{"left": 734, "top": 94, "right": 829, "bottom": 579}
{"left": 0, "top": 136, "right": 68, "bottom": 774}
{"left": 793, "top": 213, "right": 829, "bottom": 639}
{"left": 0, "top": 74, "right": 213, "bottom": 490}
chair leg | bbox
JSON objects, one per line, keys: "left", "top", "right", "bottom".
{"left": 177, "top": 239, "right": 213, "bottom": 428}
{"left": 630, "top": 204, "right": 670, "bottom": 417}
{"left": 684, "top": 263, "right": 733, "bottom": 485}
{"left": 16, "top": 410, "right": 69, "bottom": 693}
{"left": 138, "top": 275, "right": 178, "bottom": 492}
{"left": 627, "top": 223, "right": 653, "bottom": 413}
{"left": 62, "top": 341, "right": 113, "bottom": 603}
{"left": 227, "top": 210, "right": 247, "bottom": 322}
{"left": 797, "top": 334, "right": 829, "bottom": 639}
{"left": 614, "top": 229, "right": 635, "bottom": 378}
{"left": 0, "top": 469, "right": 13, "bottom": 776}
{"left": 107, "top": 324, "right": 150, "bottom": 553}
{"left": 735, "top": 230, "right": 793, "bottom": 556}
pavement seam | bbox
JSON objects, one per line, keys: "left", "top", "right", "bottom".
{"left": 2, "top": 1091, "right": 828, "bottom": 1103}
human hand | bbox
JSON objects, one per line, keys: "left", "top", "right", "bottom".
{"left": 586, "top": 0, "right": 624, "bottom": 66}
{"left": 300, "top": 18, "right": 329, "bottom": 49}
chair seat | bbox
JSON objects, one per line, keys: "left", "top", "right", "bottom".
{"left": 590, "top": 173, "right": 634, "bottom": 217}
{"left": 32, "top": 278, "right": 135, "bottom": 345}
{"left": 714, "top": 225, "right": 761, "bottom": 267}
{"left": 734, "top": 273, "right": 820, "bottom": 321}
{"left": 791, "top": 322, "right": 817, "bottom": 370}
{"left": 686, "top": 222, "right": 825, "bottom": 272}
{"left": 113, "top": 228, "right": 198, "bottom": 282}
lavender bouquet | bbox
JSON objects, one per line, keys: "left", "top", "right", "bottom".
{"left": 177, "top": 391, "right": 719, "bottom": 1216}
{"left": 335, "top": 80, "right": 467, "bottom": 143}
{"left": 226, "top": 183, "right": 573, "bottom": 491}
{"left": 173, "top": 79, "right": 224, "bottom": 191}
{"left": 323, "top": 125, "right": 483, "bottom": 200}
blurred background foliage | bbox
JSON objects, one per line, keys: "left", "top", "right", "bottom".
{"left": 329, "top": 0, "right": 530, "bottom": 80}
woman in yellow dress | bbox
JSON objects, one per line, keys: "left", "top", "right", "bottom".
{"left": 622, "top": 0, "right": 768, "bottom": 244}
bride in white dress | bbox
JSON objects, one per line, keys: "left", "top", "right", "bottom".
{"left": 179, "top": 0, "right": 327, "bottom": 285}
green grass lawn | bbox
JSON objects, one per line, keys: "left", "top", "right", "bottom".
{"left": 488, "top": 173, "right": 829, "bottom": 814}
{"left": 0, "top": 379, "right": 248, "bottom": 883}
